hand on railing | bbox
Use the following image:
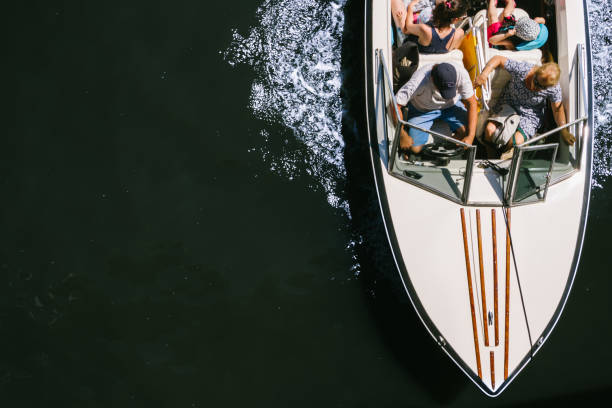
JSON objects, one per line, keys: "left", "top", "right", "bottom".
{"left": 560, "top": 128, "right": 576, "bottom": 146}
{"left": 473, "top": 73, "right": 488, "bottom": 88}
{"left": 458, "top": 135, "right": 475, "bottom": 147}
{"left": 390, "top": 103, "right": 415, "bottom": 154}
{"left": 389, "top": 102, "right": 402, "bottom": 124}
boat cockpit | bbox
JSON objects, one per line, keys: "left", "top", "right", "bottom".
{"left": 376, "top": 2, "right": 589, "bottom": 207}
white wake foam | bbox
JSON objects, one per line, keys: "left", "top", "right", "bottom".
{"left": 223, "top": 0, "right": 348, "bottom": 211}
{"left": 587, "top": 0, "right": 612, "bottom": 188}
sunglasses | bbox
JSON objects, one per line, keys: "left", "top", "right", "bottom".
{"left": 533, "top": 75, "right": 547, "bottom": 90}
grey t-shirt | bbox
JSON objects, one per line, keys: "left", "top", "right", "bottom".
{"left": 395, "top": 62, "right": 474, "bottom": 111}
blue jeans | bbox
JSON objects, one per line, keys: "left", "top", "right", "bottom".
{"left": 404, "top": 102, "right": 468, "bottom": 146}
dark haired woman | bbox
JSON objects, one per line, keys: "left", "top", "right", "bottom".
{"left": 402, "top": 0, "right": 468, "bottom": 54}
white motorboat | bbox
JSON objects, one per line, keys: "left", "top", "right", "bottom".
{"left": 364, "top": 0, "right": 593, "bottom": 396}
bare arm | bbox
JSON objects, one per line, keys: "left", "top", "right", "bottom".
{"left": 403, "top": 0, "right": 430, "bottom": 38}
{"left": 449, "top": 28, "right": 465, "bottom": 50}
{"left": 551, "top": 101, "right": 576, "bottom": 145}
{"left": 396, "top": 67, "right": 427, "bottom": 106}
{"left": 462, "top": 95, "right": 479, "bottom": 145}
{"left": 474, "top": 55, "right": 508, "bottom": 87}
{"left": 390, "top": 102, "right": 403, "bottom": 124}
{"left": 404, "top": 0, "right": 418, "bottom": 33}
{"left": 391, "top": 0, "right": 407, "bottom": 29}
{"left": 488, "top": 28, "right": 516, "bottom": 46}
{"left": 534, "top": 17, "right": 546, "bottom": 24}
{"left": 392, "top": 103, "right": 414, "bottom": 151}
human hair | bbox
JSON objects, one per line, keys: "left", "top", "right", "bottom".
{"left": 432, "top": 0, "right": 468, "bottom": 28}
{"left": 500, "top": 15, "right": 516, "bottom": 30}
{"left": 536, "top": 62, "right": 561, "bottom": 87}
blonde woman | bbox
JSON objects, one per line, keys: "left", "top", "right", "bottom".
{"left": 475, "top": 56, "right": 575, "bottom": 152}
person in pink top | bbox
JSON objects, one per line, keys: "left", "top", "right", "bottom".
{"left": 487, "top": 0, "right": 546, "bottom": 50}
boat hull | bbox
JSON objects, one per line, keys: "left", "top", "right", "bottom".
{"left": 363, "top": 0, "right": 594, "bottom": 396}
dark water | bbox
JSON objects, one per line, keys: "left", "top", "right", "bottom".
{"left": 2, "top": 0, "right": 611, "bottom": 406}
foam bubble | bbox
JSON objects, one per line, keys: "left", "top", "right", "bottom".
{"left": 587, "top": 0, "right": 612, "bottom": 187}
{"left": 223, "top": 0, "right": 348, "bottom": 212}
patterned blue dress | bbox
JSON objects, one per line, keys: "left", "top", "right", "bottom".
{"left": 496, "top": 59, "right": 562, "bottom": 137}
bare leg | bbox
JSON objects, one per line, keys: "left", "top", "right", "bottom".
{"left": 483, "top": 121, "right": 498, "bottom": 143}
{"left": 411, "top": 144, "right": 424, "bottom": 154}
{"left": 488, "top": 0, "right": 500, "bottom": 24}
{"left": 399, "top": 128, "right": 425, "bottom": 155}
{"left": 399, "top": 125, "right": 413, "bottom": 158}
{"left": 400, "top": 127, "right": 425, "bottom": 154}
{"left": 483, "top": 121, "right": 499, "bottom": 158}
{"left": 503, "top": 130, "right": 524, "bottom": 150}
{"left": 501, "top": 0, "right": 515, "bottom": 19}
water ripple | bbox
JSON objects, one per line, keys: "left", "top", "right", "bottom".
{"left": 223, "top": 0, "right": 348, "bottom": 212}
{"left": 587, "top": 0, "right": 612, "bottom": 188}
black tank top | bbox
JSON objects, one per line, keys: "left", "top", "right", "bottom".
{"left": 418, "top": 22, "right": 455, "bottom": 54}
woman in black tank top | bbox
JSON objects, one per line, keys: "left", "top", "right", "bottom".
{"left": 402, "top": 0, "right": 467, "bottom": 54}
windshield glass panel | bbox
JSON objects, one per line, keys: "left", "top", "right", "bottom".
{"left": 389, "top": 128, "right": 476, "bottom": 203}
{"left": 507, "top": 144, "right": 558, "bottom": 204}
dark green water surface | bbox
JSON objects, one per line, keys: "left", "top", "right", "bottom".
{"left": 3, "top": 1, "right": 611, "bottom": 406}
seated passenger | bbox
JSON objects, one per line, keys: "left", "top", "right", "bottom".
{"left": 395, "top": 62, "right": 478, "bottom": 154}
{"left": 512, "top": 16, "right": 548, "bottom": 51}
{"left": 474, "top": 56, "right": 575, "bottom": 156}
{"left": 487, "top": 0, "right": 517, "bottom": 48}
{"left": 392, "top": 0, "right": 442, "bottom": 46}
{"left": 487, "top": 1, "right": 548, "bottom": 51}
{"left": 403, "top": 0, "right": 467, "bottom": 54}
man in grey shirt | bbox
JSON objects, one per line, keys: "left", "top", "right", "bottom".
{"left": 395, "top": 62, "right": 478, "bottom": 154}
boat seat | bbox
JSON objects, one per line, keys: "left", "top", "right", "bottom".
{"left": 417, "top": 49, "right": 464, "bottom": 70}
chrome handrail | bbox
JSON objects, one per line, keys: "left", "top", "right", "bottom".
{"left": 522, "top": 43, "right": 589, "bottom": 148}
{"left": 459, "top": 16, "right": 473, "bottom": 33}
{"left": 472, "top": 14, "right": 491, "bottom": 111}
{"left": 522, "top": 117, "right": 588, "bottom": 146}
{"left": 577, "top": 43, "right": 589, "bottom": 120}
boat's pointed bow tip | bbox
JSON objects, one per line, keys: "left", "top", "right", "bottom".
{"left": 477, "top": 381, "right": 509, "bottom": 398}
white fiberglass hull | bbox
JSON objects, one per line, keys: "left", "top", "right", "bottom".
{"left": 364, "top": 0, "right": 593, "bottom": 396}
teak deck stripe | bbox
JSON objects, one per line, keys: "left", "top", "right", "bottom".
{"left": 476, "top": 210, "right": 489, "bottom": 346}
{"left": 492, "top": 209, "right": 499, "bottom": 346}
{"left": 490, "top": 351, "right": 496, "bottom": 390}
{"left": 504, "top": 208, "right": 511, "bottom": 380}
{"left": 460, "top": 208, "right": 482, "bottom": 379}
